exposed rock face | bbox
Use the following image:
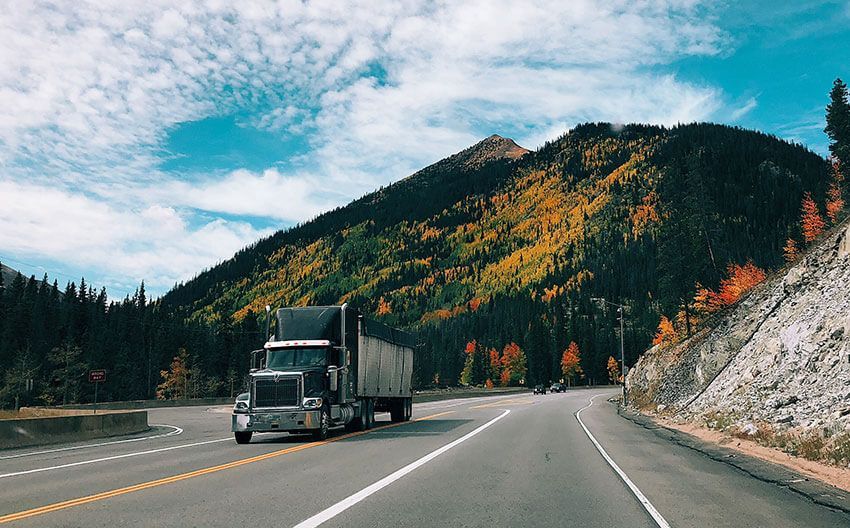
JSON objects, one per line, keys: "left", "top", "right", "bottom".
{"left": 627, "top": 217, "right": 850, "bottom": 432}
{"left": 461, "top": 134, "right": 529, "bottom": 169}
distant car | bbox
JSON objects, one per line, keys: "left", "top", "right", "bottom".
{"left": 233, "top": 392, "right": 249, "bottom": 413}
{"left": 533, "top": 384, "right": 547, "bottom": 394}
{"left": 550, "top": 383, "right": 566, "bottom": 393}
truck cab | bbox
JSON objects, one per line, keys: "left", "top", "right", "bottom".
{"left": 232, "top": 304, "right": 414, "bottom": 444}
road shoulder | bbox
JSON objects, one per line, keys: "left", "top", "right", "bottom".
{"left": 618, "top": 404, "right": 850, "bottom": 514}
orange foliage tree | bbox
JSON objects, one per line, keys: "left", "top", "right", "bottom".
{"left": 560, "top": 341, "right": 584, "bottom": 386}
{"left": 460, "top": 340, "right": 486, "bottom": 386}
{"left": 693, "top": 261, "right": 766, "bottom": 314}
{"left": 652, "top": 315, "right": 677, "bottom": 347}
{"left": 800, "top": 192, "right": 825, "bottom": 243}
{"left": 376, "top": 296, "right": 392, "bottom": 315}
{"left": 488, "top": 348, "right": 501, "bottom": 382}
{"left": 607, "top": 356, "right": 621, "bottom": 384}
{"left": 156, "top": 349, "right": 191, "bottom": 400}
{"left": 826, "top": 158, "right": 845, "bottom": 224}
{"left": 783, "top": 237, "right": 799, "bottom": 263}
{"left": 499, "top": 342, "right": 527, "bottom": 386}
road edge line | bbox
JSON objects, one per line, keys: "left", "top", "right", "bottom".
{"left": 293, "top": 409, "right": 511, "bottom": 528}
{"left": 575, "top": 394, "right": 672, "bottom": 528}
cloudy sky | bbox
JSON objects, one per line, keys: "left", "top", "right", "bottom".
{"left": 0, "top": 1, "right": 847, "bottom": 297}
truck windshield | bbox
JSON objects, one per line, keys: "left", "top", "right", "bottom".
{"left": 266, "top": 347, "right": 328, "bottom": 369}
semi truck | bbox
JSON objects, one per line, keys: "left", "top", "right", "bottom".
{"left": 231, "top": 303, "right": 415, "bottom": 444}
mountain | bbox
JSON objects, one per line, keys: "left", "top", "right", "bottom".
{"left": 161, "top": 122, "right": 833, "bottom": 388}
{"left": 0, "top": 263, "right": 56, "bottom": 293}
{"left": 0, "top": 263, "right": 18, "bottom": 289}
{"left": 627, "top": 216, "right": 850, "bottom": 464}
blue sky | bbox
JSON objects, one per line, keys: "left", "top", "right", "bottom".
{"left": 0, "top": 1, "right": 847, "bottom": 298}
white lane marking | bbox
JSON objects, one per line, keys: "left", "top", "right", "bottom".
{"left": 576, "top": 394, "right": 672, "bottom": 528}
{"left": 0, "top": 425, "right": 184, "bottom": 461}
{"left": 294, "top": 409, "right": 511, "bottom": 528}
{"left": 0, "top": 437, "right": 231, "bottom": 479}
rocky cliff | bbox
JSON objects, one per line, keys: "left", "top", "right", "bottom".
{"left": 628, "top": 217, "right": 850, "bottom": 435}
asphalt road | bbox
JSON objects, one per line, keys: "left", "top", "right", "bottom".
{"left": 0, "top": 389, "right": 847, "bottom": 527}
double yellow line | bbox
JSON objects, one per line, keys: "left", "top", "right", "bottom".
{"left": 0, "top": 410, "right": 454, "bottom": 524}
{"left": 470, "top": 397, "right": 534, "bottom": 409}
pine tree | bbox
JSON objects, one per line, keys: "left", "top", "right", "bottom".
{"left": 826, "top": 158, "right": 845, "bottom": 224}
{"left": 46, "top": 342, "right": 87, "bottom": 405}
{"left": 825, "top": 78, "right": 850, "bottom": 165}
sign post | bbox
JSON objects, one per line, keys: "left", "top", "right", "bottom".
{"left": 89, "top": 370, "right": 106, "bottom": 414}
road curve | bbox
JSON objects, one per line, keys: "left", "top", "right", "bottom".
{"left": 0, "top": 389, "right": 846, "bottom": 527}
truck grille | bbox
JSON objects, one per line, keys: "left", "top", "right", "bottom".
{"left": 254, "top": 377, "right": 299, "bottom": 408}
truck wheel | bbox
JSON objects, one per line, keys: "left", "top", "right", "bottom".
{"left": 234, "top": 431, "right": 252, "bottom": 444}
{"left": 347, "top": 399, "right": 370, "bottom": 432}
{"left": 313, "top": 408, "right": 330, "bottom": 441}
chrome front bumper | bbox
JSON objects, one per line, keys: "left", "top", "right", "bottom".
{"left": 232, "top": 410, "right": 321, "bottom": 432}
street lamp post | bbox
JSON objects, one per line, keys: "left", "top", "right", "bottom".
{"left": 591, "top": 297, "right": 627, "bottom": 405}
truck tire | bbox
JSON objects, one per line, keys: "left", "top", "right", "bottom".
{"left": 347, "top": 399, "right": 370, "bottom": 432}
{"left": 313, "top": 407, "right": 330, "bottom": 441}
{"left": 234, "top": 431, "right": 252, "bottom": 444}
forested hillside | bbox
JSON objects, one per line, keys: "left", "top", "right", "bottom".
{"left": 162, "top": 122, "right": 832, "bottom": 389}
{"left": 1, "top": 118, "right": 842, "bottom": 407}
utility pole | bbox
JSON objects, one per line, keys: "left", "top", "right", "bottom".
{"left": 591, "top": 297, "right": 628, "bottom": 405}
{"left": 618, "top": 306, "right": 626, "bottom": 406}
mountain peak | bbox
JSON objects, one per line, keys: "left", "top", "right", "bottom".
{"left": 461, "top": 134, "right": 529, "bottom": 169}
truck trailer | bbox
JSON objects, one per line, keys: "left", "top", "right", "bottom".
{"left": 231, "top": 304, "right": 415, "bottom": 443}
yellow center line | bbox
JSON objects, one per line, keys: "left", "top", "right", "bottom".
{"left": 0, "top": 410, "right": 454, "bottom": 524}
{"left": 470, "top": 398, "right": 535, "bottom": 409}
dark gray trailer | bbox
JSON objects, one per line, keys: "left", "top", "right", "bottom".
{"left": 232, "top": 304, "right": 415, "bottom": 443}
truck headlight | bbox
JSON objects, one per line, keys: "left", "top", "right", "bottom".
{"left": 303, "top": 397, "right": 323, "bottom": 409}
{"left": 234, "top": 401, "right": 248, "bottom": 413}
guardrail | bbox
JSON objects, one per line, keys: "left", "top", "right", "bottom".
{"left": 0, "top": 410, "right": 149, "bottom": 450}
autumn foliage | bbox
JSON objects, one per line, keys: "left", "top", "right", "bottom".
{"left": 560, "top": 341, "right": 584, "bottom": 386}
{"left": 800, "top": 192, "right": 826, "bottom": 243}
{"left": 499, "top": 342, "right": 528, "bottom": 387}
{"left": 693, "top": 261, "right": 766, "bottom": 314}
{"left": 462, "top": 340, "right": 527, "bottom": 387}
{"left": 157, "top": 349, "right": 190, "bottom": 400}
{"left": 783, "top": 237, "right": 799, "bottom": 263}
{"left": 652, "top": 315, "right": 677, "bottom": 347}
{"left": 607, "top": 356, "right": 621, "bottom": 384}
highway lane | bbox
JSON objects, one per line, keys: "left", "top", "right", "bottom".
{"left": 1, "top": 390, "right": 848, "bottom": 527}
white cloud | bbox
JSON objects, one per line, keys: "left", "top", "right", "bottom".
{"left": 0, "top": 1, "right": 731, "bottom": 294}
{"left": 159, "top": 168, "right": 337, "bottom": 222}
{"left": 730, "top": 96, "right": 758, "bottom": 121}
{"left": 0, "top": 180, "right": 271, "bottom": 294}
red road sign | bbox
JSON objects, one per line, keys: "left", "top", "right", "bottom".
{"left": 89, "top": 370, "right": 106, "bottom": 383}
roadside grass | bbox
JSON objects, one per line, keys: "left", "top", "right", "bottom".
{"left": 714, "top": 416, "right": 850, "bottom": 467}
